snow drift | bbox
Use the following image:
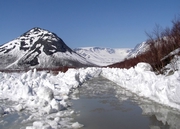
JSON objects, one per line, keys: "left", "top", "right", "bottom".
{"left": 102, "top": 63, "right": 180, "bottom": 110}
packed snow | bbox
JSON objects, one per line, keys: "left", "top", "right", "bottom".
{"left": 1, "top": 61, "right": 180, "bottom": 128}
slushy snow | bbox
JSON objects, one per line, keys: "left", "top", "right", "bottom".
{"left": 0, "top": 61, "right": 180, "bottom": 128}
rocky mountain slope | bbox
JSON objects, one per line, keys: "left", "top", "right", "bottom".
{"left": 0, "top": 27, "right": 95, "bottom": 70}
{"left": 127, "top": 41, "right": 150, "bottom": 57}
{"left": 0, "top": 27, "right": 151, "bottom": 70}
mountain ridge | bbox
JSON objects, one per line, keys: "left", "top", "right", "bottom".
{"left": 74, "top": 47, "right": 132, "bottom": 66}
{"left": 0, "top": 27, "right": 150, "bottom": 70}
{"left": 0, "top": 27, "right": 95, "bottom": 70}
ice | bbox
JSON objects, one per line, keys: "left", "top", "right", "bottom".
{"left": 72, "top": 122, "right": 84, "bottom": 128}
{"left": 31, "top": 121, "right": 51, "bottom": 129}
{"left": 0, "top": 106, "right": 4, "bottom": 116}
{"left": 1, "top": 61, "right": 180, "bottom": 128}
{"left": 14, "top": 104, "right": 24, "bottom": 112}
{"left": 135, "top": 62, "right": 153, "bottom": 71}
{"left": 37, "top": 86, "right": 54, "bottom": 101}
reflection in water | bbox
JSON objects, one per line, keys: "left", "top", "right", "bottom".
{"left": 72, "top": 76, "right": 180, "bottom": 129}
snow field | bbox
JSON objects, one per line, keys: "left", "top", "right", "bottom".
{"left": 0, "top": 63, "right": 180, "bottom": 128}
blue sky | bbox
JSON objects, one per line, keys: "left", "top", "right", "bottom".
{"left": 0, "top": 0, "right": 180, "bottom": 49}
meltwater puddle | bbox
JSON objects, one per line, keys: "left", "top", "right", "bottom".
{"left": 0, "top": 99, "right": 30, "bottom": 129}
{"left": 71, "top": 76, "right": 180, "bottom": 129}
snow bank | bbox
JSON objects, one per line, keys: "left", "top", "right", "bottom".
{"left": 0, "top": 67, "right": 101, "bottom": 129}
{"left": 0, "top": 106, "right": 4, "bottom": 116}
{"left": 102, "top": 62, "right": 180, "bottom": 110}
{"left": 1, "top": 63, "right": 180, "bottom": 128}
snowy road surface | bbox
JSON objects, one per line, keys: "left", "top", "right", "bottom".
{"left": 0, "top": 63, "right": 180, "bottom": 128}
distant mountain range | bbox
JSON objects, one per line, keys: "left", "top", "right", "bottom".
{"left": 0, "top": 27, "right": 149, "bottom": 70}
{"left": 74, "top": 47, "right": 131, "bottom": 66}
{"left": 73, "top": 42, "right": 151, "bottom": 66}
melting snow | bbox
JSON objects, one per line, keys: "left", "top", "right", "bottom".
{"left": 0, "top": 62, "right": 180, "bottom": 128}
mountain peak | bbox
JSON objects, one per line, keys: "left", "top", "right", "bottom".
{"left": 21, "top": 27, "right": 52, "bottom": 38}
{"left": 0, "top": 27, "right": 95, "bottom": 69}
{"left": 8, "top": 27, "right": 72, "bottom": 55}
{"left": 29, "top": 27, "right": 45, "bottom": 32}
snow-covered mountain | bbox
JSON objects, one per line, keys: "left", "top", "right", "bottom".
{"left": 0, "top": 27, "right": 151, "bottom": 70}
{"left": 0, "top": 27, "right": 95, "bottom": 70}
{"left": 73, "top": 41, "right": 150, "bottom": 67}
{"left": 74, "top": 47, "right": 131, "bottom": 66}
{"left": 127, "top": 41, "right": 150, "bottom": 58}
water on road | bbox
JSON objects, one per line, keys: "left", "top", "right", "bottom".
{"left": 71, "top": 76, "right": 180, "bottom": 129}
{"left": 1, "top": 76, "right": 180, "bottom": 129}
